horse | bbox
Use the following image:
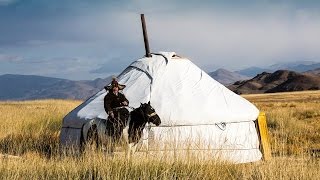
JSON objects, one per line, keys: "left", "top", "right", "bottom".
{"left": 81, "top": 101, "right": 161, "bottom": 157}
{"left": 125, "top": 102, "right": 161, "bottom": 157}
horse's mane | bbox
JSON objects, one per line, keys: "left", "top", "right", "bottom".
{"left": 127, "top": 105, "right": 148, "bottom": 143}
{"left": 130, "top": 106, "right": 145, "bottom": 125}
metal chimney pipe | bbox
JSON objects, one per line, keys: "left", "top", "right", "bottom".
{"left": 141, "top": 14, "right": 151, "bottom": 57}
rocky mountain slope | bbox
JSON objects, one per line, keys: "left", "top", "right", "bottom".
{"left": 208, "top": 68, "right": 249, "bottom": 85}
{"left": 228, "top": 70, "right": 320, "bottom": 94}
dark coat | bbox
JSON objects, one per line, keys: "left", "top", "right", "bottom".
{"left": 104, "top": 92, "right": 129, "bottom": 138}
{"left": 104, "top": 92, "right": 129, "bottom": 113}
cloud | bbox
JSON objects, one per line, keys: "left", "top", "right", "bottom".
{"left": 141, "top": 10, "right": 320, "bottom": 69}
{"left": 0, "top": 0, "right": 320, "bottom": 78}
{"left": 90, "top": 57, "right": 132, "bottom": 74}
{"left": 0, "top": 54, "right": 23, "bottom": 62}
{"left": 0, "top": 54, "right": 104, "bottom": 80}
{"left": 0, "top": 0, "right": 16, "bottom": 6}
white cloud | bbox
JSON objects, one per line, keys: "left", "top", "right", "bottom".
{"left": 136, "top": 11, "right": 320, "bottom": 69}
{"left": 62, "top": 7, "right": 320, "bottom": 68}
{"left": 0, "top": 0, "right": 16, "bottom": 5}
{"left": 1, "top": 1, "right": 320, "bottom": 78}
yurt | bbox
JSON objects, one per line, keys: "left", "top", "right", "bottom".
{"left": 60, "top": 51, "right": 264, "bottom": 163}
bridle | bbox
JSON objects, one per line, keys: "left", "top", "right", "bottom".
{"left": 112, "top": 105, "right": 157, "bottom": 123}
{"left": 147, "top": 112, "right": 157, "bottom": 118}
{"left": 138, "top": 105, "right": 157, "bottom": 123}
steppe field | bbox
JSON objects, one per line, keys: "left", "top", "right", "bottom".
{"left": 0, "top": 91, "right": 319, "bottom": 179}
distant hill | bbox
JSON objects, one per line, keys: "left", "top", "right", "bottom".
{"left": 269, "top": 61, "right": 320, "bottom": 72}
{"left": 304, "top": 68, "right": 320, "bottom": 76}
{"left": 235, "top": 67, "right": 272, "bottom": 77}
{"left": 228, "top": 70, "right": 320, "bottom": 94}
{"left": 0, "top": 74, "right": 112, "bottom": 100}
{"left": 208, "top": 68, "right": 250, "bottom": 85}
{"left": 236, "top": 61, "right": 320, "bottom": 77}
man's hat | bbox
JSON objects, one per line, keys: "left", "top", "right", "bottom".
{"left": 104, "top": 77, "right": 126, "bottom": 91}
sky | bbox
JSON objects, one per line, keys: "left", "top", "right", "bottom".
{"left": 0, "top": 0, "right": 320, "bottom": 80}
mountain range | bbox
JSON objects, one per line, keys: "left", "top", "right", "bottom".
{"left": 236, "top": 61, "right": 320, "bottom": 77}
{"left": 228, "top": 70, "right": 320, "bottom": 94}
{"left": 0, "top": 61, "right": 320, "bottom": 100}
{"left": 305, "top": 68, "right": 320, "bottom": 76}
{"left": 0, "top": 74, "right": 112, "bottom": 100}
{"left": 208, "top": 68, "right": 249, "bottom": 85}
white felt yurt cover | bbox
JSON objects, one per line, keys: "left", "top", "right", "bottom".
{"left": 60, "top": 52, "right": 262, "bottom": 163}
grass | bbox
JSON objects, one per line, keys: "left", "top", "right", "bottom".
{"left": 0, "top": 91, "right": 320, "bottom": 179}
{"left": 244, "top": 91, "right": 320, "bottom": 155}
{"left": 0, "top": 99, "right": 79, "bottom": 157}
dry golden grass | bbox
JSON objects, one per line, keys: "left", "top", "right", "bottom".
{"left": 0, "top": 99, "right": 81, "bottom": 157}
{"left": 0, "top": 91, "right": 319, "bottom": 179}
{"left": 244, "top": 91, "right": 320, "bottom": 156}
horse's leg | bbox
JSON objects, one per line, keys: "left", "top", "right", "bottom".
{"left": 122, "top": 125, "right": 133, "bottom": 159}
{"left": 104, "top": 125, "right": 115, "bottom": 156}
{"left": 85, "top": 124, "right": 98, "bottom": 151}
{"left": 127, "top": 142, "right": 138, "bottom": 159}
{"left": 105, "top": 135, "right": 115, "bottom": 155}
{"left": 122, "top": 125, "right": 129, "bottom": 145}
{"left": 126, "top": 129, "right": 139, "bottom": 159}
{"left": 97, "top": 119, "right": 109, "bottom": 152}
{"left": 104, "top": 119, "right": 117, "bottom": 156}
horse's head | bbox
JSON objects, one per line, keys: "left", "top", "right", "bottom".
{"left": 127, "top": 102, "right": 161, "bottom": 144}
{"left": 140, "top": 101, "right": 161, "bottom": 126}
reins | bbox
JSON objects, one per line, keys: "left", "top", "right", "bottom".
{"left": 112, "top": 106, "right": 135, "bottom": 111}
{"left": 112, "top": 105, "right": 154, "bottom": 124}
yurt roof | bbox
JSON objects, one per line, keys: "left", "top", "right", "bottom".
{"left": 62, "top": 52, "right": 259, "bottom": 128}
